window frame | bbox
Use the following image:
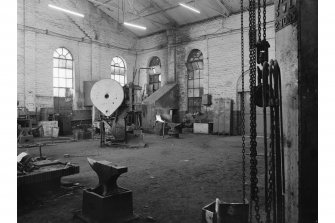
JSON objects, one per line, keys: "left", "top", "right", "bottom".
{"left": 111, "top": 56, "right": 127, "bottom": 86}
{"left": 186, "top": 49, "right": 204, "bottom": 113}
{"left": 148, "top": 56, "right": 161, "bottom": 94}
{"left": 53, "top": 47, "right": 73, "bottom": 98}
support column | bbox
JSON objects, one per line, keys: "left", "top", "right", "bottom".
{"left": 274, "top": 0, "right": 317, "bottom": 222}
{"left": 23, "top": 0, "right": 36, "bottom": 111}
{"left": 167, "top": 28, "right": 176, "bottom": 83}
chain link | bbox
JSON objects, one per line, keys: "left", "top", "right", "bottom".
{"left": 249, "top": 0, "right": 261, "bottom": 222}
{"left": 257, "top": 0, "right": 261, "bottom": 42}
{"left": 266, "top": 138, "right": 274, "bottom": 222}
{"left": 263, "top": 0, "right": 266, "bottom": 40}
{"left": 240, "top": 0, "right": 246, "bottom": 204}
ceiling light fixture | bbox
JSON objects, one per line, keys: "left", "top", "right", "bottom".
{"left": 123, "top": 22, "right": 147, "bottom": 30}
{"left": 48, "top": 4, "right": 84, "bottom": 17}
{"left": 179, "top": 3, "right": 200, "bottom": 14}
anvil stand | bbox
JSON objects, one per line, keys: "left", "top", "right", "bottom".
{"left": 74, "top": 158, "right": 138, "bottom": 223}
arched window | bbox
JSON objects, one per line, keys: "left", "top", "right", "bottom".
{"left": 53, "top": 47, "right": 73, "bottom": 97}
{"left": 148, "top": 56, "right": 161, "bottom": 94}
{"left": 111, "top": 56, "right": 126, "bottom": 86}
{"left": 186, "top": 49, "right": 204, "bottom": 113}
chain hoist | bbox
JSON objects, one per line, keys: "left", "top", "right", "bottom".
{"left": 249, "top": 0, "right": 261, "bottom": 222}
{"left": 240, "top": 0, "right": 246, "bottom": 204}
{"left": 244, "top": 1, "right": 285, "bottom": 222}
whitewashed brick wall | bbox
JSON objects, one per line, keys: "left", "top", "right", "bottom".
{"left": 17, "top": 0, "right": 137, "bottom": 111}
{"left": 135, "top": 6, "right": 276, "bottom": 134}
{"left": 18, "top": 0, "right": 276, "bottom": 134}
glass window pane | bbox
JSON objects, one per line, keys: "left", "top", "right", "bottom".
{"left": 114, "top": 67, "right": 120, "bottom": 74}
{"left": 59, "top": 88, "right": 66, "bottom": 97}
{"left": 188, "top": 81, "right": 194, "bottom": 88}
{"left": 65, "top": 88, "right": 72, "bottom": 97}
{"left": 188, "top": 71, "right": 194, "bottom": 80}
{"left": 158, "top": 74, "right": 161, "bottom": 82}
{"left": 111, "top": 75, "right": 115, "bottom": 80}
{"left": 199, "top": 70, "right": 204, "bottom": 78}
{"left": 53, "top": 88, "right": 59, "bottom": 97}
{"left": 53, "top": 59, "right": 59, "bottom": 67}
{"left": 59, "top": 78, "right": 66, "bottom": 87}
{"left": 65, "top": 69, "right": 72, "bottom": 78}
{"left": 154, "top": 65, "right": 161, "bottom": 74}
{"left": 193, "top": 89, "right": 200, "bottom": 97}
{"left": 53, "top": 51, "right": 59, "bottom": 58}
{"left": 53, "top": 68, "right": 59, "bottom": 77}
{"left": 66, "top": 79, "right": 72, "bottom": 88}
{"left": 53, "top": 78, "right": 59, "bottom": 87}
{"left": 188, "top": 89, "right": 194, "bottom": 96}
{"left": 66, "top": 61, "right": 72, "bottom": 69}
{"left": 186, "top": 63, "right": 193, "bottom": 71}
{"left": 200, "top": 87, "right": 204, "bottom": 96}
{"left": 194, "top": 70, "right": 200, "bottom": 79}
{"left": 192, "top": 62, "right": 199, "bottom": 70}
{"left": 65, "top": 53, "right": 72, "bottom": 60}
{"left": 198, "top": 61, "right": 204, "bottom": 70}
{"left": 56, "top": 48, "right": 62, "bottom": 55}
{"left": 194, "top": 80, "right": 200, "bottom": 88}
{"left": 62, "top": 48, "right": 68, "bottom": 55}
{"left": 59, "top": 59, "right": 66, "bottom": 68}
{"left": 59, "top": 69, "right": 66, "bottom": 78}
{"left": 149, "top": 68, "right": 155, "bottom": 75}
{"left": 120, "top": 76, "right": 124, "bottom": 85}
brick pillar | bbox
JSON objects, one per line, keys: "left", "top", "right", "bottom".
{"left": 275, "top": 0, "right": 317, "bottom": 222}
{"left": 23, "top": 0, "right": 36, "bottom": 111}
{"left": 167, "top": 28, "right": 176, "bottom": 83}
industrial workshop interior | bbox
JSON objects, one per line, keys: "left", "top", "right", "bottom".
{"left": 14, "top": 0, "right": 318, "bottom": 222}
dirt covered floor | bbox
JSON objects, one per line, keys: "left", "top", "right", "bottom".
{"left": 17, "top": 133, "right": 266, "bottom": 223}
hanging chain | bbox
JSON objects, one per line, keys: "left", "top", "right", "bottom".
{"left": 249, "top": 0, "right": 261, "bottom": 222}
{"left": 240, "top": 0, "right": 246, "bottom": 204}
{"left": 263, "top": 1, "right": 270, "bottom": 222}
{"left": 263, "top": 0, "right": 266, "bottom": 40}
{"left": 257, "top": 0, "right": 261, "bottom": 41}
{"left": 266, "top": 137, "right": 275, "bottom": 222}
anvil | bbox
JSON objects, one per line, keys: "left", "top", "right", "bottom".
{"left": 87, "top": 157, "right": 127, "bottom": 196}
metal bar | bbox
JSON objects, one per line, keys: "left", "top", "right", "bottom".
{"left": 262, "top": 62, "right": 269, "bottom": 222}
{"left": 269, "top": 67, "right": 277, "bottom": 223}
{"left": 209, "top": 0, "right": 231, "bottom": 16}
{"left": 87, "top": 0, "right": 168, "bottom": 28}
{"left": 150, "top": 1, "right": 178, "bottom": 25}
{"left": 126, "top": 0, "right": 195, "bottom": 23}
{"left": 277, "top": 61, "right": 286, "bottom": 221}
{"left": 273, "top": 62, "right": 283, "bottom": 223}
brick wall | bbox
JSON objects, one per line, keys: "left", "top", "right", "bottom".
{"left": 136, "top": 6, "right": 275, "bottom": 134}
{"left": 135, "top": 32, "right": 168, "bottom": 90}
{"left": 17, "top": 0, "right": 137, "bottom": 111}
{"left": 18, "top": 1, "right": 275, "bottom": 134}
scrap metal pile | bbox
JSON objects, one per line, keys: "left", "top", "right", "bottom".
{"left": 17, "top": 152, "right": 79, "bottom": 187}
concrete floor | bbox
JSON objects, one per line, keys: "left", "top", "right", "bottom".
{"left": 17, "top": 133, "right": 266, "bottom": 223}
